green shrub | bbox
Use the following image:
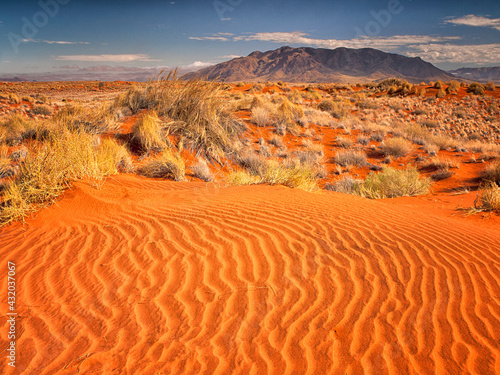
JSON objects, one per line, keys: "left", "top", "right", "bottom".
{"left": 358, "top": 166, "right": 432, "bottom": 198}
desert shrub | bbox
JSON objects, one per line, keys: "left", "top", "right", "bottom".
{"left": 237, "top": 153, "right": 269, "bottom": 176}
{"left": 229, "top": 159, "right": 318, "bottom": 191}
{"left": 421, "top": 120, "right": 439, "bottom": 129}
{"left": 53, "top": 104, "right": 117, "bottom": 134}
{"left": 429, "top": 134, "right": 457, "bottom": 151}
{"left": 98, "top": 139, "right": 133, "bottom": 174}
{"left": 430, "top": 170, "right": 454, "bottom": 181}
{"left": 277, "top": 98, "right": 304, "bottom": 123}
{"left": 115, "top": 72, "right": 245, "bottom": 160}
{"left": 483, "top": 160, "right": 500, "bottom": 183}
{"left": 138, "top": 150, "right": 185, "bottom": 181}
{"left": 31, "top": 104, "right": 52, "bottom": 116}
{"left": 434, "top": 81, "right": 443, "bottom": 89}
{"left": 325, "top": 176, "right": 362, "bottom": 194}
{"left": 0, "top": 114, "right": 31, "bottom": 145}
{"left": 485, "top": 82, "right": 496, "bottom": 91}
{"left": 268, "top": 135, "right": 284, "bottom": 148}
{"left": 250, "top": 106, "right": 273, "bottom": 127}
{"left": 357, "top": 135, "right": 370, "bottom": 145}
{"left": 287, "top": 90, "right": 303, "bottom": 104}
{"left": 0, "top": 130, "right": 120, "bottom": 225}
{"left": 447, "top": 80, "right": 460, "bottom": 92}
{"left": 370, "top": 132, "right": 385, "bottom": 142}
{"left": 474, "top": 181, "right": 500, "bottom": 212}
{"left": 192, "top": 159, "right": 214, "bottom": 182}
{"left": 436, "top": 88, "right": 446, "bottom": 98}
{"left": 303, "top": 108, "right": 335, "bottom": 127}
{"left": 358, "top": 167, "right": 432, "bottom": 198}
{"left": 334, "top": 149, "right": 367, "bottom": 167}
{"left": 8, "top": 93, "right": 20, "bottom": 104}
{"left": 131, "top": 110, "right": 166, "bottom": 152}
{"left": 468, "top": 82, "right": 485, "bottom": 95}
{"left": 318, "top": 99, "right": 347, "bottom": 119}
{"left": 380, "top": 137, "right": 413, "bottom": 158}
{"left": 336, "top": 136, "right": 353, "bottom": 148}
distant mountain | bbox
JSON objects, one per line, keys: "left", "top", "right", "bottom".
{"left": 185, "top": 46, "right": 455, "bottom": 83}
{"left": 449, "top": 67, "right": 500, "bottom": 83}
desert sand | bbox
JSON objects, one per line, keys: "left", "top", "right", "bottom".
{"left": 1, "top": 173, "right": 500, "bottom": 374}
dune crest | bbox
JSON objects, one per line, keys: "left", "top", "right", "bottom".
{"left": 1, "top": 175, "right": 500, "bottom": 374}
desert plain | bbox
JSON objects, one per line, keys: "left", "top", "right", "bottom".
{"left": 0, "top": 77, "right": 499, "bottom": 374}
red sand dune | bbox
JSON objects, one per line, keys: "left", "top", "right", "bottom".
{"left": 1, "top": 175, "right": 500, "bottom": 374}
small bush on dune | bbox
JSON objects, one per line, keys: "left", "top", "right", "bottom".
{"left": 485, "top": 82, "right": 496, "bottom": 91}
{"left": 192, "top": 159, "right": 214, "bottom": 182}
{"left": 474, "top": 181, "right": 500, "bottom": 212}
{"left": 468, "top": 82, "right": 485, "bottom": 95}
{"left": 483, "top": 160, "right": 500, "bottom": 183}
{"left": 0, "top": 130, "right": 122, "bottom": 225}
{"left": 53, "top": 104, "right": 117, "bottom": 134}
{"left": 250, "top": 106, "right": 273, "bottom": 127}
{"left": 116, "top": 72, "right": 245, "bottom": 160}
{"left": 138, "top": 150, "right": 185, "bottom": 181}
{"left": 31, "top": 104, "right": 52, "bottom": 116}
{"left": 358, "top": 166, "right": 432, "bottom": 198}
{"left": 325, "top": 176, "right": 362, "bottom": 194}
{"left": 381, "top": 137, "right": 413, "bottom": 158}
{"left": 0, "top": 114, "right": 31, "bottom": 145}
{"left": 131, "top": 110, "right": 166, "bottom": 152}
{"left": 334, "top": 149, "right": 367, "bottom": 167}
{"left": 277, "top": 98, "right": 304, "bottom": 123}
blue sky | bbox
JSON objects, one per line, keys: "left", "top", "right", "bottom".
{"left": 0, "top": 0, "right": 499, "bottom": 76}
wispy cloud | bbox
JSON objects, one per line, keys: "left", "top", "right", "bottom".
{"left": 189, "top": 32, "right": 232, "bottom": 41}
{"left": 23, "top": 39, "right": 89, "bottom": 45}
{"left": 407, "top": 43, "right": 500, "bottom": 64}
{"left": 55, "top": 54, "right": 159, "bottom": 62}
{"left": 445, "top": 15, "right": 500, "bottom": 31}
{"left": 189, "top": 36, "right": 230, "bottom": 41}
{"left": 230, "top": 31, "right": 459, "bottom": 49}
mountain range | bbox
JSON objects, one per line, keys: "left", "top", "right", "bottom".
{"left": 185, "top": 46, "right": 456, "bottom": 83}
{"left": 448, "top": 67, "right": 500, "bottom": 83}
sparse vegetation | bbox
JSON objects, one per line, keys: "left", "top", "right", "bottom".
{"left": 358, "top": 167, "right": 432, "bottom": 198}
{"left": 138, "top": 150, "right": 185, "bottom": 181}
{"left": 380, "top": 137, "right": 413, "bottom": 158}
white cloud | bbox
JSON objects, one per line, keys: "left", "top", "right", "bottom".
{"left": 189, "top": 36, "right": 230, "bottom": 41}
{"left": 407, "top": 43, "right": 500, "bottom": 64}
{"left": 23, "top": 39, "right": 89, "bottom": 45}
{"left": 231, "top": 31, "right": 459, "bottom": 50}
{"left": 180, "top": 61, "right": 214, "bottom": 70}
{"left": 55, "top": 54, "right": 159, "bottom": 62}
{"left": 221, "top": 55, "right": 242, "bottom": 59}
{"left": 445, "top": 15, "right": 500, "bottom": 31}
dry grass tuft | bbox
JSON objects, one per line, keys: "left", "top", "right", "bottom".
{"left": 381, "top": 137, "right": 413, "bottom": 158}
{"left": 116, "top": 71, "right": 245, "bottom": 160}
{"left": 138, "top": 150, "right": 185, "bottom": 181}
{"left": 334, "top": 149, "right": 367, "bottom": 167}
{"left": 131, "top": 110, "right": 166, "bottom": 152}
{"left": 474, "top": 181, "right": 500, "bottom": 212}
{"left": 358, "top": 166, "right": 432, "bottom": 198}
{"left": 0, "top": 130, "right": 122, "bottom": 225}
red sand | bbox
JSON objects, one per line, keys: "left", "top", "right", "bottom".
{"left": 1, "top": 175, "right": 499, "bottom": 374}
